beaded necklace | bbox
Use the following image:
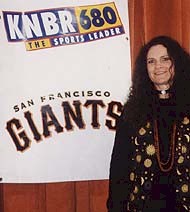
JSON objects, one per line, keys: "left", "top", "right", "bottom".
{"left": 154, "top": 119, "right": 176, "bottom": 172}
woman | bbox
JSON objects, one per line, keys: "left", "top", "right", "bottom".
{"left": 107, "top": 36, "right": 190, "bottom": 211}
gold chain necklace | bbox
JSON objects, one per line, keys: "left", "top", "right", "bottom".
{"left": 153, "top": 120, "right": 176, "bottom": 172}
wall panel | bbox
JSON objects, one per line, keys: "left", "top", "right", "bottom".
{"left": 128, "top": 0, "right": 145, "bottom": 68}
{"left": 46, "top": 182, "right": 75, "bottom": 212}
{"left": 3, "top": 184, "right": 46, "bottom": 212}
{"left": 75, "top": 181, "right": 90, "bottom": 212}
{"left": 88, "top": 181, "right": 109, "bottom": 212}
{"left": 181, "top": 0, "right": 190, "bottom": 51}
{"left": 0, "top": 184, "right": 4, "bottom": 212}
{"left": 1, "top": 0, "right": 189, "bottom": 211}
{"left": 143, "top": 0, "right": 182, "bottom": 42}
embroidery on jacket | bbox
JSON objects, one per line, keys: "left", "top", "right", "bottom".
{"left": 127, "top": 117, "right": 190, "bottom": 211}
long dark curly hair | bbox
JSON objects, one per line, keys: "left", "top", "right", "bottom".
{"left": 122, "top": 35, "right": 190, "bottom": 128}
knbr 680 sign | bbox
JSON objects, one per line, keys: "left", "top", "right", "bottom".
{"left": 76, "top": 3, "right": 122, "bottom": 33}
{"left": 3, "top": 2, "right": 124, "bottom": 50}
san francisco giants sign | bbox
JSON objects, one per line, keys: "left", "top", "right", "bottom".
{"left": 0, "top": 0, "right": 131, "bottom": 183}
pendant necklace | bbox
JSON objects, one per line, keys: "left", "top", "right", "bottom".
{"left": 156, "top": 89, "right": 170, "bottom": 96}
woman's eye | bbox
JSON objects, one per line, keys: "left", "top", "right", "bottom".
{"left": 161, "top": 56, "right": 171, "bottom": 62}
{"left": 147, "top": 59, "right": 155, "bottom": 64}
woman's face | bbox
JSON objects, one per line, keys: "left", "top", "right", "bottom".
{"left": 146, "top": 44, "right": 174, "bottom": 90}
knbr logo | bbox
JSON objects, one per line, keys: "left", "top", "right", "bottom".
{"left": 3, "top": 9, "right": 78, "bottom": 41}
{"left": 3, "top": 2, "right": 125, "bottom": 51}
